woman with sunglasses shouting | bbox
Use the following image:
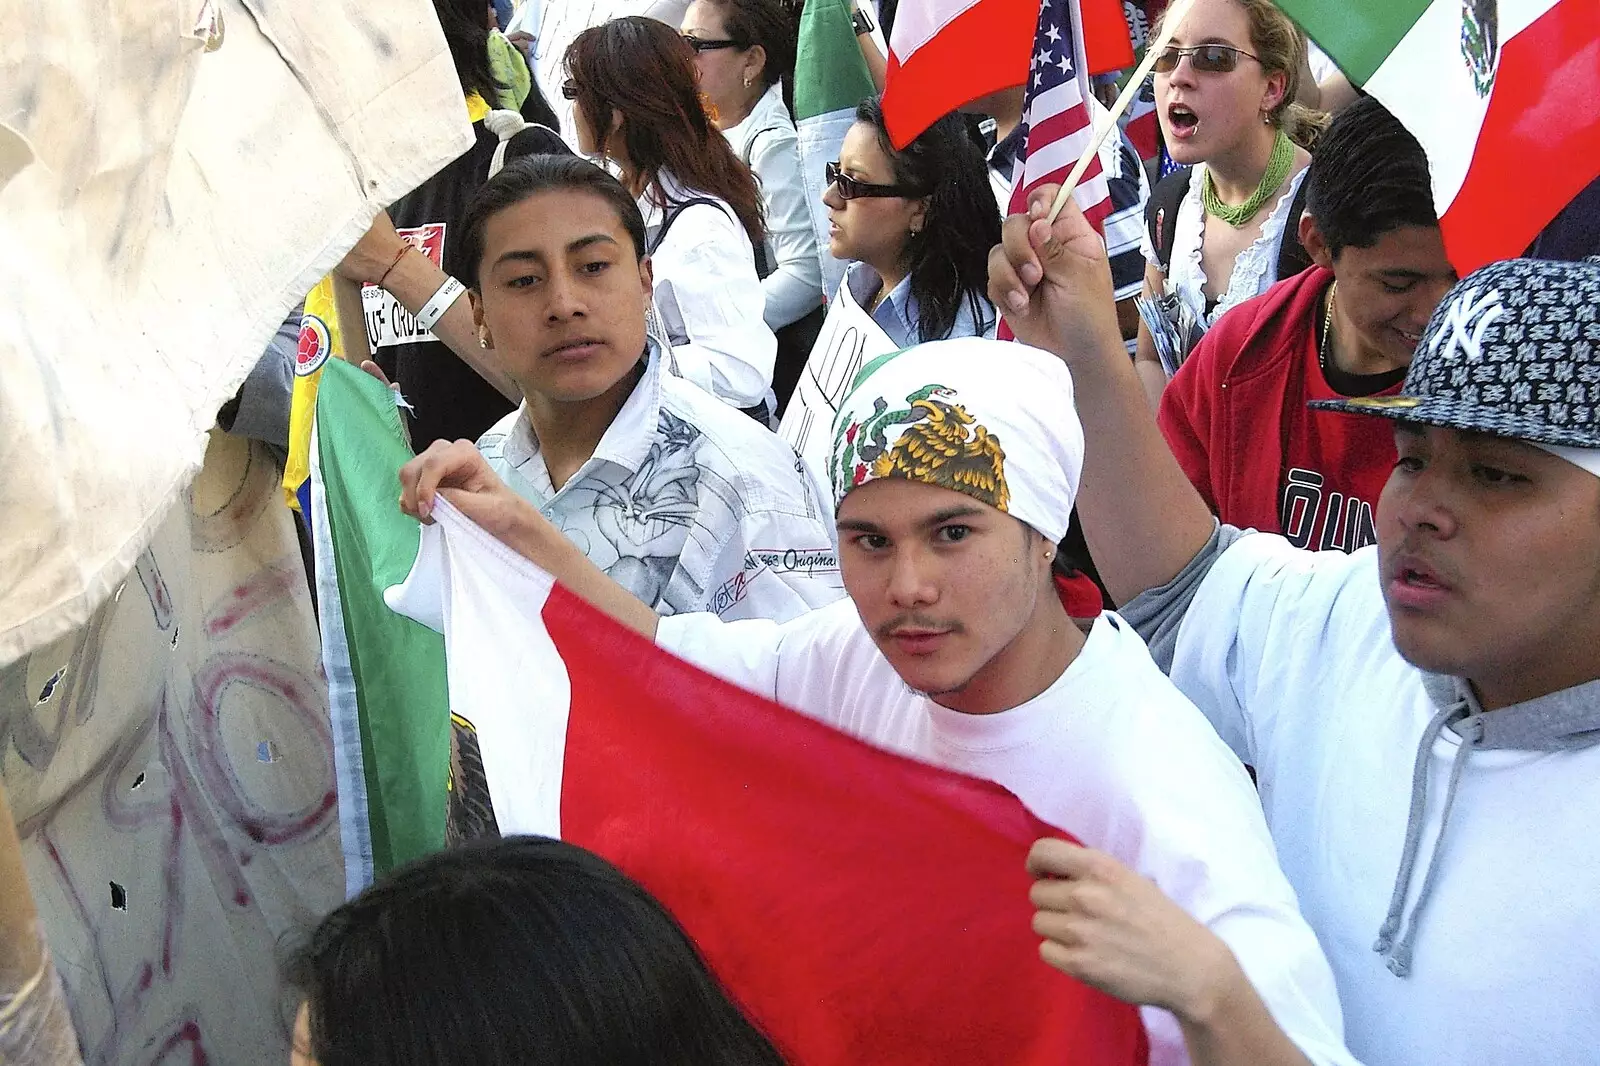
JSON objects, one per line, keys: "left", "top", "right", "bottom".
{"left": 564, "top": 17, "right": 778, "bottom": 420}
{"left": 775, "top": 99, "right": 999, "bottom": 494}
{"left": 1133, "top": 0, "right": 1325, "bottom": 409}
{"left": 680, "top": 0, "right": 828, "bottom": 413}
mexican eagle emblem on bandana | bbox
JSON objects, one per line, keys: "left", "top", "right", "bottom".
{"left": 832, "top": 385, "right": 1011, "bottom": 512}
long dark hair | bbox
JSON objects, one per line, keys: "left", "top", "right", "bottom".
{"left": 699, "top": 0, "right": 799, "bottom": 113}
{"left": 287, "top": 836, "right": 788, "bottom": 1066}
{"left": 856, "top": 98, "right": 999, "bottom": 342}
{"left": 565, "top": 16, "right": 765, "bottom": 246}
{"left": 433, "top": 0, "right": 505, "bottom": 105}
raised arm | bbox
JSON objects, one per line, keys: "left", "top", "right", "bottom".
{"left": 335, "top": 210, "right": 522, "bottom": 403}
{"left": 852, "top": 4, "right": 889, "bottom": 92}
{"left": 399, "top": 441, "right": 661, "bottom": 640}
{"left": 986, "top": 187, "right": 1214, "bottom": 604}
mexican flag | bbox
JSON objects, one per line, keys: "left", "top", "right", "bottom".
{"left": 1276, "top": 0, "right": 1600, "bottom": 272}
{"left": 308, "top": 365, "right": 1150, "bottom": 1064}
{"left": 309, "top": 359, "right": 449, "bottom": 891}
{"left": 793, "top": 0, "right": 877, "bottom": 299}
{"left": 881, "top": 0, "right": 1134, "bottom": 148}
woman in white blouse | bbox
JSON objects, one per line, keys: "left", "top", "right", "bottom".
{"left": 681, "top": 0, "right": 828, "bottom": 409}
{"left": 1133, "top": 0, "right": 1322, "bottom": 408}
{"left": 564, "top": 17, "right": 778, "bottom": 418}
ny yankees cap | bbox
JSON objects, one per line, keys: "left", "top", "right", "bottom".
{"left": 1312, "top": 257, "right": 1600, "bottom": 451}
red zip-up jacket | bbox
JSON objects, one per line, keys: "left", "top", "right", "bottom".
{"left": 1158, "top": 266, "right": 1402, "bottom": 550}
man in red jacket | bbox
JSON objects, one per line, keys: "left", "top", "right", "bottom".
{"left": 1159, "top": 99, "right": 1457, "bottom": 552}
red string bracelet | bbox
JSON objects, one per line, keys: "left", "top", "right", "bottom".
{"left": 376, "top": 243, "right": 411, "bottom": 288}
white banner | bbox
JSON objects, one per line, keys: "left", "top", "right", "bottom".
{"left": 0, "top": 0, "right": 475, "bottom": 667}
{"left": 778, "top": 280, "right": 897, "bottom": 496}
{"left": 3, "top": 431, "right": 341, "bottom": 1065}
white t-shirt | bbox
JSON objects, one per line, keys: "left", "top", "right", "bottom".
{"left": 1306, "top": 42, "right": 1340, "bottom": 85}
{"left": 658, "top": 602, "right": 1360, "bottom": 1066}
{"left": 1169, "top": 533, "right": 1600, "bottom": 1065}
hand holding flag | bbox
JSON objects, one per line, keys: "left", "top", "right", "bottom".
{"left": 398, "top": 440, "right": 664, "bottom": 641}
{"left": 399, "top": 440, "right": 519, "bottom": 526}
{"left": 988, "top": 185, "right": 1122, "bottom": 362}
{"left": 1029, "top": 837, "right": 1321, "bottom": 1065}
{"left": 1028, "top": 839, "right": 1232, "bottom": 1014}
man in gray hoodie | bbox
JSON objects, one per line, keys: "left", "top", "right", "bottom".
{"left": 995, "top": 190, "right": 1600, "bottom": 1066}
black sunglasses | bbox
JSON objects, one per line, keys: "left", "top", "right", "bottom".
{"left": 825, "top": 161, "right": 925, "bottom": 201}
{"left": 681, "top": 34, "right": 743, "bottom": 53}
{"left": 561, "top": 79, "right": 578, "bottom": 100}
{"left": 1152, "top": 44, "right": 1262, "bottom": 74}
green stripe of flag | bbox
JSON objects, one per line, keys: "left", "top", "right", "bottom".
{"left": 1273, "top": 0, "right": 1434, "bottom": 84}
{"left": 315, "top": 359, "right": 450, "bottom": 872}
{"left": 794, "top": 0, "right": 875, "bottom": 121}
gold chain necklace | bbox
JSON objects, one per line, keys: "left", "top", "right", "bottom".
{"left": 1319, "top": 281, "right": 1338, "bottom": 373}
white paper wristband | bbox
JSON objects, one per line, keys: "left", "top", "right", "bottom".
{"left": 414, "top": 277, "right": 465, "bottom": 333}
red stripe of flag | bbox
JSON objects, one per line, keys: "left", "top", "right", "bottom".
{"left": 883, "top": 0, "right": 1135, "bottom": 148}
{"left": 1437, "top": 4, "right": 1600, "bottom": 271}
{"left": 548, "top": 583, "right": 1150, "bottom": 1064}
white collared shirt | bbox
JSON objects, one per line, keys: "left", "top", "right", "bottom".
{"left": 843, "top": 263, "right": 997, "bottom": 349}
{"left": 640, "top": 171, "right": 778, "bottom": 410}
{"left": 478, "top": 346, "right": 843, "bottom": 621}
{"left": 722, "top": 84, "right": 828, "bottom": 330}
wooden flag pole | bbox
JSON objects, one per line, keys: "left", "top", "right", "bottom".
{"left": 1045, "top": 0, "right": 1197, "bottom": 223}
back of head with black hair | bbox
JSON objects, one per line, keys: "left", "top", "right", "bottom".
{"left": 1305, "top": 97, "right": 1438, "bottom": 258}
{"left": 433, "top": 0, "right": 506, "bottom": 105}
{"left": 855, "top": 98, "right": 1001, "bottom": 343}
{"left": 457, "top": 154, "right": 650, "bottom": 290}
{"left": 503, "top": 124, "right": 577, "bottom": 166}
{"left": 287, "top": 836, "right": 787, "bottom": 1066}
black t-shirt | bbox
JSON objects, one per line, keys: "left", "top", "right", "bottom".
{"left": 371, "top": 120, "right": 515, "bottom": 448}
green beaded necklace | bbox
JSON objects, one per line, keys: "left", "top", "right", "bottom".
{"left": 1201, "top": 129, "right": 1294, "bottom": 228}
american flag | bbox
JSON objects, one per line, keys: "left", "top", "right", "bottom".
{"left": 1004, "top": 0, "right": 1113, "bottom": 233}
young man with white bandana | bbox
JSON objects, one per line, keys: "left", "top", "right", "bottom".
{"left": 397, "top": 338, "right": 1362, "bottom": 1066}
{"left": 991, "top": 184, "right": 1600, "bottom": 1065}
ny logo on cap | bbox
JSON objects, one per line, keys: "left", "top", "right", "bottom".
{"left": 1430, "top": 286, "right": 1505, "bottom": 363}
